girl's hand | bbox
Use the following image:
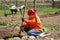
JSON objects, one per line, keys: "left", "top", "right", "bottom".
{"left": 22, "top": 18, "right": 25, "bottom": 22}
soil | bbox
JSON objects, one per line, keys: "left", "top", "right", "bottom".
{"left": 0, "top": 13, "right": 60, "bottom": 40}
{"left": 41, "top": 14, "right": 60, "bottom": 25}
{"left": 0, "top": 13, "right": 60, "bottom": 25}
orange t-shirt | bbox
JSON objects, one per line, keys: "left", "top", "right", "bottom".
{"left": 23, "top": 15, "right": 42, "bottom": 30}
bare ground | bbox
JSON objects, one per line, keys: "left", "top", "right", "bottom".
{"left": 41, "top": 15, "right": 60, "bottom": 25}
{"left": 0, "top": 13, "right": 60, "bottom": 25}
{"left": 0, "top": 13, "right": 60, "bottom": 40}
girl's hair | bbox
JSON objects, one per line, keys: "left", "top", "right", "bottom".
{"left": 36, "top": 14, "right": 41, "bottom": 23}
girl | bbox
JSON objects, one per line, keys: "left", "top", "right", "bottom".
{"left": 23, "top": 8, "right": 42, "bottom": 36}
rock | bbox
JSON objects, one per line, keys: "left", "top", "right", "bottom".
{"left": 21, "top": 36, "right": 28, "bottom": 40}
{"left": 7, "top": 37, "right": 21, "bottom": 40}
{"left": 0, "top": 39, "right": 4, "bottom": 40}
{"left": 13, "top": 37, "right": 21, "bottom": 40}
{"left": 0, "top": 27, "right": 20, "bottom": 39}
{"left": 29, "top": 36, "right": 35, "bottom": 39}
{"left": 51, "top": 38, "right": 54, "bottom": 40}
{"left": 22, "top": 36, "right": 28, "bottom": 39}
{"left": 6, "top": 38, "right": 13, "bottom": 40}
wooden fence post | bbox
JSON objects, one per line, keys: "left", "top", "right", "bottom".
{"left": 34, "top": 0, "right": 37, "bottom": 8}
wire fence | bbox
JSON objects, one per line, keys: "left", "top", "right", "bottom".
{"left": 0, "top": 0, "right": 60, "bottom": 10}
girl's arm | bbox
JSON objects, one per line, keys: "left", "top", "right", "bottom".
{"left": 24, "top": 18, "right": 36, "bottom": 25}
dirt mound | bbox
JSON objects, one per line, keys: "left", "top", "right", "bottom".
{"left": 21, "top": 29, "right": 60, "bottom": 40}
{"left": 0, "top": 27, "right": 60, "bottom": 40}
{"left": 0, "top": 27, "right": 20, "bottom": 39}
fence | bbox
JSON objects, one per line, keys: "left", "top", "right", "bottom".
{"left": 0, "top": 0, "right": 60, "bottom": 10}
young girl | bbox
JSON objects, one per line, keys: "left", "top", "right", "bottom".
{"left": 23, "top": 8, "right": 42, "bottom": 36}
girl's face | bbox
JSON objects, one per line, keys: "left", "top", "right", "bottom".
{"left": 29, "top": 15, "right": 35, "bottom": 19}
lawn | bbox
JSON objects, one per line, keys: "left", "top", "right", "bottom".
{"left": 43, "top": 24, "right": 60, "bottom": 30}
{"left": 0, "top": 10, "right": 11, "bottom": 16}
{"left": 37, "top": 7, "right": 60, "bottom": 14}
{"left": 0, "top": 7, "right": 60, "bottom": 16}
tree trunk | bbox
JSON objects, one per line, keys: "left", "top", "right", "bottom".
{"left": 52, "top": 0, "right": 55, "bottom": 8}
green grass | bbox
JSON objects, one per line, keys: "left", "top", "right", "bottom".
{"left": 43, "top": 24, "right": 60, "bottom": 30}
{"left": 9, "top": 21, "right": 20, "bottom": 27}
{"left": 37, "top": 7, "right": 60, "bottom": 14}
{"left": 0, "top": 10, "right": 4, "bottom": 16}
{"left": 0, "top": 10, "right": 11, "bottom": 16}
{"left": 0, "top": 20, "right": 20, "bottom": 27}
{"left": 0, "top": 7, "right": 60, "bottom": 16}
{"left": 0, "top": 21, "right": 8, "bottom": 26}
{"left": 0, "top": 20, "right": 60, "bottom": 30}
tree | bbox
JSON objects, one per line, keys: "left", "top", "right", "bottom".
{"left": 34, "top": 0, "right": 37, "bottom": 8}
{"left": 52, "top": 0, "right": 55, "bottom": 8}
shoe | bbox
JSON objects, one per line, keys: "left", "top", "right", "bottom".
{"left": 39, "top": 33, "right": 46, "bottom": 37}
{"left": 39, "top": 33, "right": 51, "bottom": 37}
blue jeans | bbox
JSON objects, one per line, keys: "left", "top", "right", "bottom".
{"left": 24, "top": 28, "right": 42, "bottom": 36}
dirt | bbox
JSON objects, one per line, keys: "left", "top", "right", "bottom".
{"left": 41, "top": 15, "right": 60, "bottom": 25}
{"left": 0, "top": 13, "right": 60, "bottom": 25}
{"left": 0, "top": 13, "right": 60, "bottom": 40}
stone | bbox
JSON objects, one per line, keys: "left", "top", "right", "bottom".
{"left": 0, "top": 39, "right": 4, "bottom": 40}
{"left": 13, "top": 37, "right": 21, "bottom": 40}
{"left": 29, "top": 36, "right": 35, "bottom": 39}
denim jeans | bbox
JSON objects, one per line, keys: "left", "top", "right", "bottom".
{"left": 24, "top": 28, "right": 42, "bottom": 36}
